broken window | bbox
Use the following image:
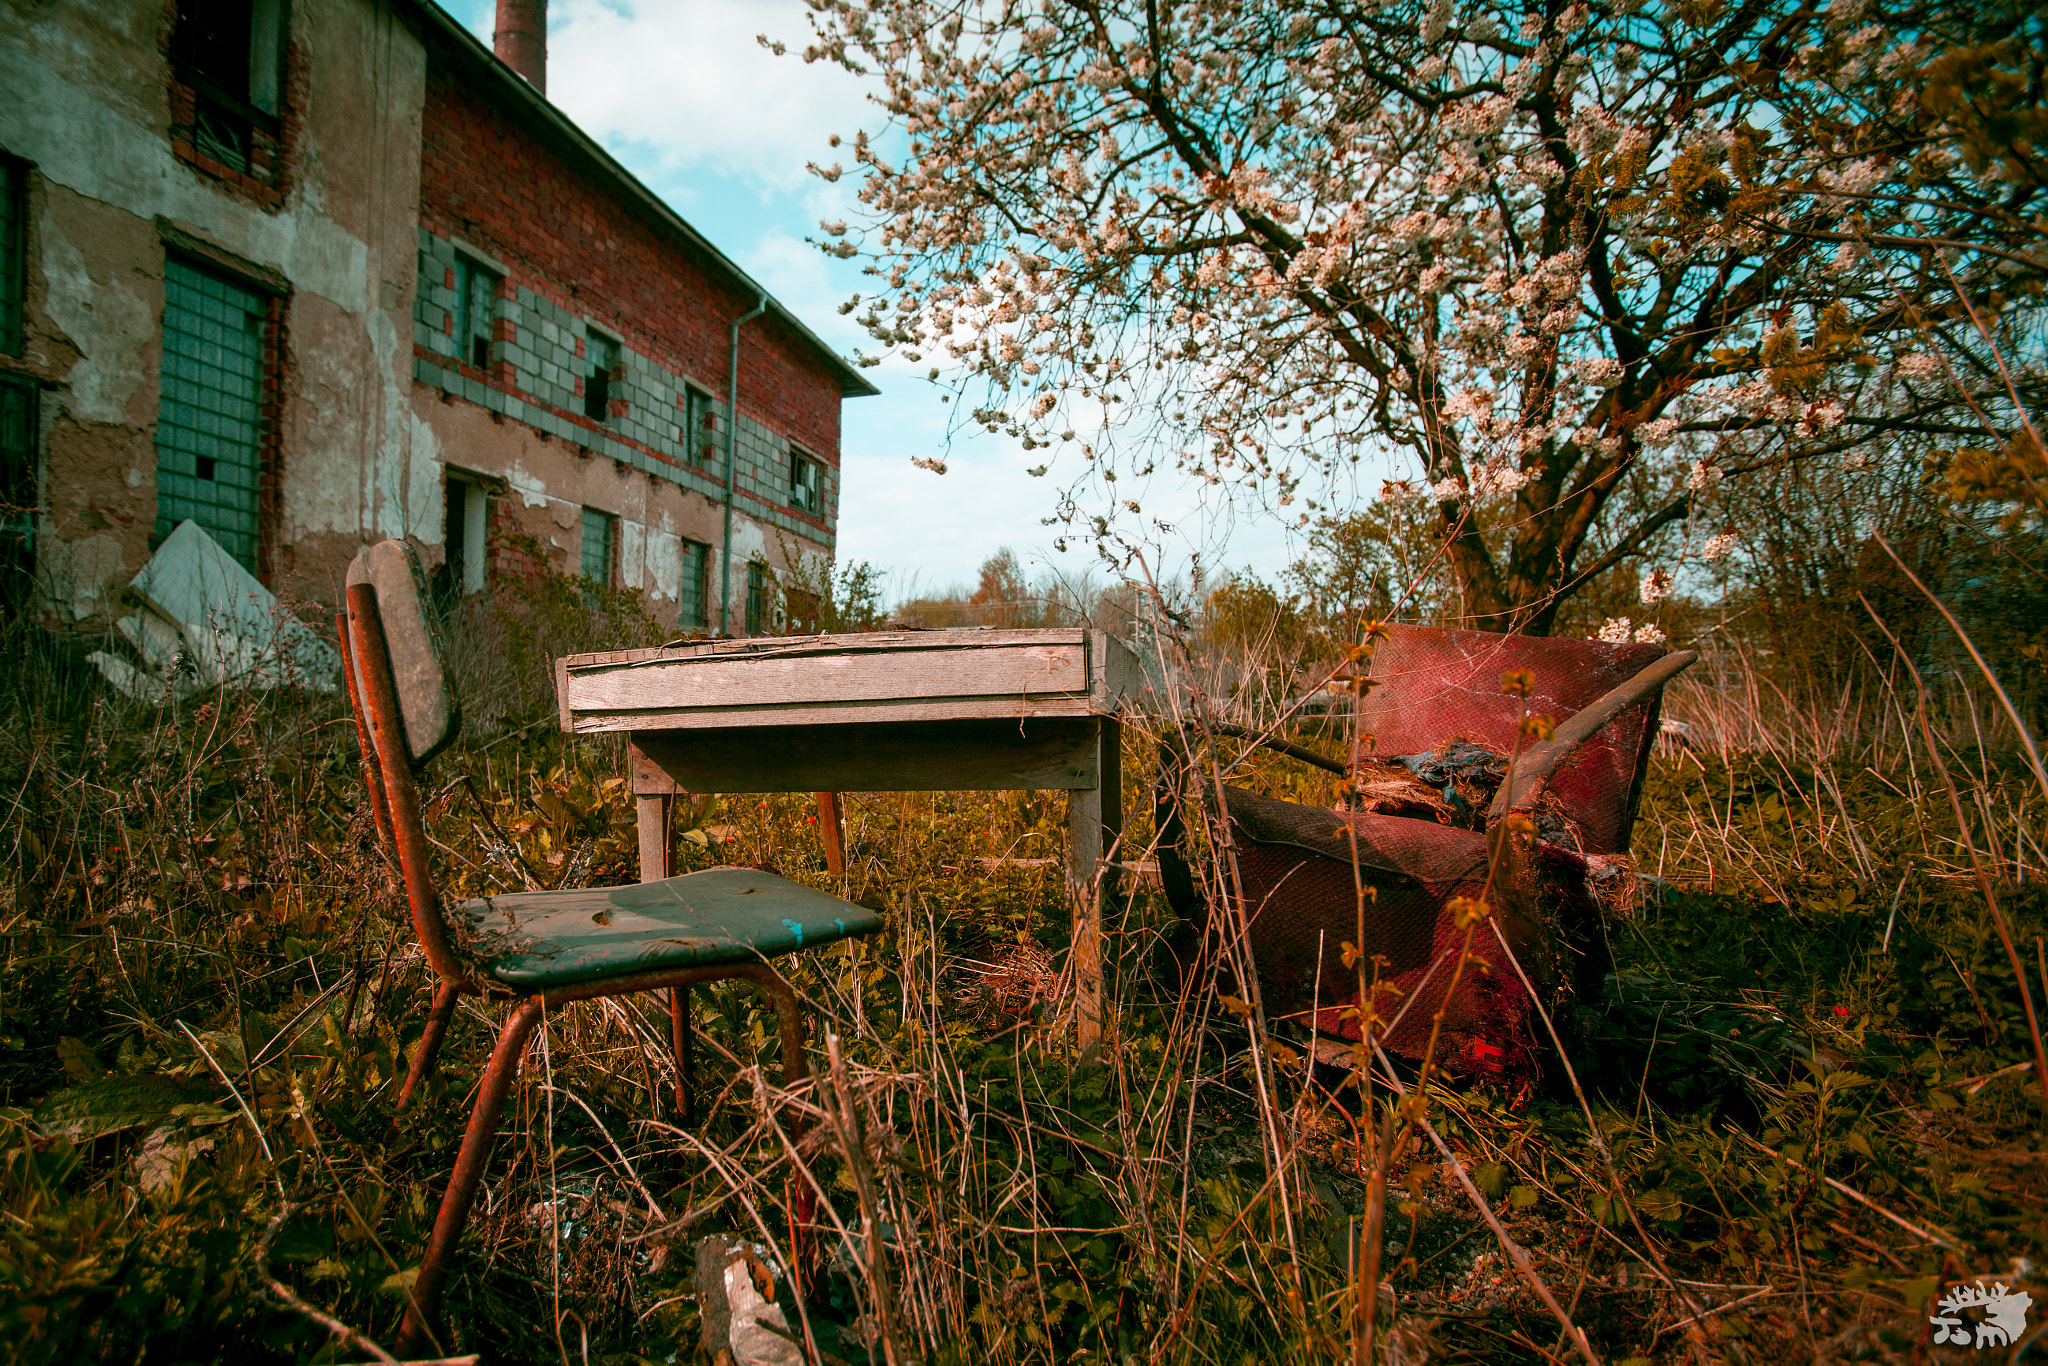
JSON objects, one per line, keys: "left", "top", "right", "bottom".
{"left": 583, "top": 330, "right": 618, "bottom": 423}
{"left": 580, "top": 506, "right": 613, "bottom": 586}
{"left": 452, "top": 256, "right": 499, "bottom": 372}
{"left": 676, "top": 539, "right": 708, "bottom": 631}
{"left": 0, "top": 376, "right": 35, "bottom": 604}
{"left": 155, "top": 257, "right": 271, "bottom": 574}
{"left": 437, "top": 470, "right": 486, "bottom": 598}
{"left": 788, "top": 449, "right": 822, "bottom": 514}
{"left": 745, "top": 561, "right": 767, "bottom": 637}
{"left": 0, "top": 155, "right": 22, "bottom": 357}
{"left": 682, "top": 386, "right": 713, "bottom": 464}
{"left": 170, "top": 0, "right": 285, "bottom": 175}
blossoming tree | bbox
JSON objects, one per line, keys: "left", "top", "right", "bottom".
{"left": 790, "top": 0, "right": 2045, "bottom": 634}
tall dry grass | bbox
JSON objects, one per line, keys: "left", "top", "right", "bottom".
{"left": 0, "top": 557, "right": 2044, "bottom": 1365}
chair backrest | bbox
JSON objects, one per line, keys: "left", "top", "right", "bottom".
{"left": 1358, "top": 624, "right": 1668, "bottom": 854}
{"left": 344, "top": 540, "right": 460, "bottom": 764}
{"left": 340, "top": 539, "right": 466, "bottom": 984}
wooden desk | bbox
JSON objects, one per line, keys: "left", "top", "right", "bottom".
{"left": 554, "top": 628, "right": 1143, "bottom": 1050}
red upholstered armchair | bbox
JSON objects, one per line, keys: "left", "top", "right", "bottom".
{"left": 1160, "top": 625, "right": 1695, "bottom": 1087}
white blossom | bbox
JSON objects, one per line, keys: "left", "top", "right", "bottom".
{"left": 1699, "top": 532, "right": 1740, "bottom": 561}
{"left": 1595, "top": 617, "right": 1635, "bottom": 643}
{"left": 1633, "top": 623, "right": 1667, "bottom": 644}
{"left": 1687, "top": 460, "right": 1722, "bottom": 491}
{"left": 1640, "top": 567, "right": 1674, "bottom": 604}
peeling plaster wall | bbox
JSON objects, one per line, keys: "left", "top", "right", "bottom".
{"left": 1, "top": 0, "right": 848, "bottom": 635}
{"left": 0, "top": 0, "right": 427, "bottom": 617}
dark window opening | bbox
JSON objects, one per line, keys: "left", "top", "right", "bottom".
{"left": 745, "top": 562, "right": 767, "bottom": 637}
{"left": 155, "top": 257, "right": 269, "bottom": 572}
{"left": 788, "top": 450, "right": 822, "bottom": 514}
{"left": 677, "top": 539, "right": 707, "bottom": 630}
{"left": 171, "top": 0, "right": 284, "bottom": 176}
{"left": 435, "top": 473, "right": 485, "bottom": 599}
{"left": 584, "top": 330, "right": 617, "bottom": 423}
{"left": 453, "top": 256, "right": 498, "bottom": 371}
{"left": 580, "top": 506, "right": 612, "bottom": 586}
{"left": 1, "top": 156, "right": 26, "bottom": 358}
{"left": 683, "top": 387, "right": 712, "bottom": 464}
{"left": 0, "top": 376, "right": 37, "bottom": 607}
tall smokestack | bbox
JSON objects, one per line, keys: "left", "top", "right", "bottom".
{"left": 493, "top": 0, "right": 546, "bottom": 95}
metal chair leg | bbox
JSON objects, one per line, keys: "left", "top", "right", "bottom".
{"left": 395, "top": 996, "right": 545, "bottom": 1358}
{"left": 669, "top": 984, "right": 695, "bottom": 1125}
{"left": 395, "top": 980, "right": 461, "bottom": 1112}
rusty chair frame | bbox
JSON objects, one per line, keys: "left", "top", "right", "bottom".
{"left": 338, "top": 572, "right": 819, "bottom": 1356}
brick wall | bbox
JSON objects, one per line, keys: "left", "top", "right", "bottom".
{"left": 412, "top": 57, "right": 845, "bottom": 542}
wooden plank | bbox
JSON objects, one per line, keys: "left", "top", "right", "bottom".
{"left": 628, "top": 717, "right": 1101, "bottom": 795}
{"left": 1068, "top": 781, "right": 1104, "bottom": 1060}
{"left": 1089, "top": 630, "right": 1146, "bottom": 716}
{"left": 562, "top": 641, "right": 1089, "bottom": 720}
{"left": 816, "top": 791, "right": 846, "bottom": 876}
{"left": 573, "top": 696, "right": 1101, "bottom": 734}
{"left": 636, "top": 793, "right": 672, "bottom": 882}
{"left": 564, "top": 627, "right": 1090, "bottom": 671}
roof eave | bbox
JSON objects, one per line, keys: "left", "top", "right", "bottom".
{"left": 403, "top": 0, "right": 880, "bottom": 399}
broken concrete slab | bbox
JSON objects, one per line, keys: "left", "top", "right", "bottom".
{"left": 90, "top": 520, "right": 339, "bottom": 700}
{"left": 693, "top": 1236, "right": 803, "bottom": 1366}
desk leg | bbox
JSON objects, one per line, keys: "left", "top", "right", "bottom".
{"left": 1068, "top": 716, "right": 1122, "bottom": 1061}
{"left": 636, "top": 795, "right": 673, "bottom": 883}
{"left": 815, "top": 792, "right": 846, "bottom": 877}
{"left": 637, "top": 794, "right": 695, "bottom": 1121}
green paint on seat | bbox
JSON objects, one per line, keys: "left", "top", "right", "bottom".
{"left": 458, "top": 866, "right": 885, "bottom": 991}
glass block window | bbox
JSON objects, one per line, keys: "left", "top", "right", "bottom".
{"left": 745, "top": 561, "right": 766, "bottom": 637}
{"left": 583, "top": 330, "right": 617, "bottom": 423}
{"left": 789, "top": 450, "right": 822, "bottom": 514}
{"left": 580, "top": 506, "right": 612, "bottom": 584}
{"left": 452, "top": 256, "right": 498, "bottom": 371}
{"left": 0, "top": 376, "right": 35, "bottom": 597}
{"left": 155, "top": 257, "right": 268, "bottom": 571}
{"left": 677, "top": 539, "right": 707, "bottom": 630}
{"left": 0, "top": 157, "right": 22, "bottom": 357}
{"left": 682, "top": 386, "right": 713, "bottom": 464}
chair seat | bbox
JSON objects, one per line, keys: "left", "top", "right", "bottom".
{"left": 456, "top": 865, "right": 885, "bottom": 991}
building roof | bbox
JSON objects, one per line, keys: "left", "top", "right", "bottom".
{"left": 404, "top": 0, "right": 880, "bottom": 399}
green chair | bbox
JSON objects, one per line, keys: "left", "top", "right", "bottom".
{"left": 336, "top": 539, "right": 882, "bottom": 1355}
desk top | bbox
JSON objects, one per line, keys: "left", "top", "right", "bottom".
{"left": 555, "top": 627, "right": 1144, "bottom": 735}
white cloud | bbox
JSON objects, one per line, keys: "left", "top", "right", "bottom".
{"left": 463, "top": 0, "right": 869, "bottom": 192}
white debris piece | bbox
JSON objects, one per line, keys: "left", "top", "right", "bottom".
{"left": 90, "top": 519, "right": 339, "bottom": 700}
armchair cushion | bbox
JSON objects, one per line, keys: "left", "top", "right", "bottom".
{"left": 458, "top": 866, "right": 885, "bottom": 991}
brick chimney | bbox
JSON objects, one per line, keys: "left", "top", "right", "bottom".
{"left": 493, "top": 0, "right": 546, "bottom": 95}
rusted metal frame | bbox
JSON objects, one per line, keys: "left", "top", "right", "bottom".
{"left": 334, "top": 612, "right": 396, "bottom": 857}
{"left": 346, "top": 584, "right": 469, "bottom": 987}
{"left": 672, "top": 986, "right": 698, "bottom": 1121}
{"left": 394, "top": 995, "right": 545, "bottom": 1357}
{"left": 394, "top": 961, "right": 812, "bottom": 1354}
{"left": 394, "top": 979, "right": 462, "bottom": 1113}
{"left": 543, "top": 962, "right": 810, "bottom": 1088}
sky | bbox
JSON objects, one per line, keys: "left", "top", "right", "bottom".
{"left": 452, "top": 0, "right": 1310, "bottom": 599}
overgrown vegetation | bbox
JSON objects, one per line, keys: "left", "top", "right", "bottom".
{"left": 1, "top": 525, "right": 2043, "bottom": 1364}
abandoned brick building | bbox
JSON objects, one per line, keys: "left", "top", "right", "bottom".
{"left": 0, "top": 0, "right": 874, "bottom": 636}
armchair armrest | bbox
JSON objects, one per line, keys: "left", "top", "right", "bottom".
{"left": 1485, "top": 649, "right": 1699, "bottom": 829}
